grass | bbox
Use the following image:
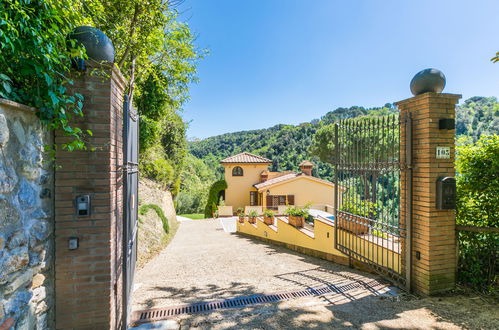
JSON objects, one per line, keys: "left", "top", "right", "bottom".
{"left": 179, "top": 213, "right": 205, "bottom": 220}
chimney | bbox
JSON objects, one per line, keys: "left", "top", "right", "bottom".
{"left": 260, "top": 170, "right": 269, "bottom": 182}
{"left": 299, "top": 160, "right": 314, "bottom": 176}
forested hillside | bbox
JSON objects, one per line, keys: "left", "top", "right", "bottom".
{"left": 189, "top": 105, "right": 397, "bottom": 181}
{"left": 179, "top": 97, "right": 498, "bottom": 214}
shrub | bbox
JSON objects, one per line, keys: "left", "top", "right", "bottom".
{"left": 203, "top": 179, "right": 227, "bottom": 218}
{"left": 248, "top": 210, "right": 259, "bottom": 218}
{"left": 284, "top": 204, "right": 310, "bottom": 217}
{"left": 340, "top": 197, "right": 378, "bottom": 218}
{"left": 263, "top": 209, "right": 275, "bottom": 217}
{"left": 456, "top": 135, "right": 499, "bottom": 293}
{"left": 139, "top": 204, "right": 169, "bottom": 233}
{"left": 236, "top": 207, "right": 245, "bottom": 217}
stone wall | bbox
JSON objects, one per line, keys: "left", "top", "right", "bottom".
{"left": 0, "top": 99, "right": 54, "bottom": 329}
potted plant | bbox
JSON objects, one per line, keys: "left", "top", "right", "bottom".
{"left": 248, "top": 210, "right": 258, "bottom": 224}
{"left": 237, "top": 207, "right": 245, "bottom": 223}
{"left": 284, "top": 205, "right": 309, "bottom": 228}
{"left": 337, "top": 198, "right": 376, "bottom": 235}
{"left": 263, "top": 209, "right": 275, "bottom": 225}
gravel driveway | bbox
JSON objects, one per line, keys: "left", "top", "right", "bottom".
{"left": 132, "top": 219, "right": 390, "bottom": 310}
{"left": 131, "top": 219, "right": 498, "bottom": 329}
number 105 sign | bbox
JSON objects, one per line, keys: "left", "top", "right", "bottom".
{"left": 436, "top": 146, "right": 451, "bottom": 159}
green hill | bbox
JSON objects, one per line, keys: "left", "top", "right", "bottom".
{"left": 178, "top": 96, "right": 498, "bottom": 214}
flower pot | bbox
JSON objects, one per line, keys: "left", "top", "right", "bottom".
{"left": 248, "top": 216, "right": 257, "bottom": 224}
{"left": 288, "top": 215, "right": 304, "bottom": 228}
{"left": 238, "top": 216, "right": 245, "bottom": 223}
{"left": 337, "top": 212, "right": 370, "bottom": 235}
{"left": 263, "top": 216, "right": 274, "bottom": 226}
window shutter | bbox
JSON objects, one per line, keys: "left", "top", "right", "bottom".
{"left": 287, "top": 195, "right": 295, "bottom": 205}
{"left": 266, "top": 195, "right": 273, "bottom": 208}
{"left": 250, "top": 191, "right": 257, "bottom": 206}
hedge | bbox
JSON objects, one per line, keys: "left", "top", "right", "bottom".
{"left": 204, "top": 179, "right": 227, "bottom": 218}
{"left": 139, "top": 204, "right": 169, "bottom": 233}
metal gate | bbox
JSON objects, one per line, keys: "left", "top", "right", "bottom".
{"left": 122, "top": 95, "right": 139, "bottom": 327}
{"left": 333, "top": 114, "right": 411, "bottom": 289}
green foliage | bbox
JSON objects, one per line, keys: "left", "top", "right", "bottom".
{"left": 189, "top": 104, "right": 397, "bottom": 184}
{"left": 492, "top": 51, "right": 499, "bottom": 63}
{"left": 139, "top": 145, "right": 175, "bottom": 190}
{"left": 204, "top": 179, "right": 227, "bottom": 218}
{"left": 340, "top": 197, "right": 378, "bottom": 218}
{"left": 456, "top": 135, "right": 499, "bottom": 227}
{"left": 456, "top": 135, "right": 499, "bottom": 293}
{"left": 178, "top": 213, "right": 204, "bottom": 220}
{"left": 248, "top": 210, "right": 259, "bottom": 218}
{"left": 81, "top": 0, "right": 203, "bottom": 198}
{"left": 0, "top": 0, "right": 88, "bottom": 151}
{"left": 139, "top": 203, "right": 169, "bottom": 233}
{"left": 263, "top": 209, "right": 275, "bottom": 217}
{"left": 236, "top": 207, "right": 245, "bottom": 216}
{"left": 284, "top": 204, "right": 310, "bottom": 217}
{"left": 456, "top": 97, "right": 499, "bottom": 143}
{"left": 176, "top": 153, "right": 216, "bottom": 214}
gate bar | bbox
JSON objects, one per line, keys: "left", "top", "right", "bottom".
{"left": 333, "top": 123, "right": 339, "bottom": 252}
{"left": 404, "top": 112, "right": 412, "bottom": 291}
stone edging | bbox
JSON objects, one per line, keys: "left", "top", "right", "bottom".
{"left": 0, "top": 98, "right": 37, "bottom": 113}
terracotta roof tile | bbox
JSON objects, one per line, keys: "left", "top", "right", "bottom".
{"left": 254, "top": 172, "right": 299, "bottom": 189}
{"left": 220, "top": 152, "right": 272, "bottom": 164}
{"left": 267, "top": 171, "right": 293, "bottom": 179}
{"left": 254, "top": 172, "right": 335, "bottom": 190}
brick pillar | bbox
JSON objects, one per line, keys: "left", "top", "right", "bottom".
{"left": 54, "top": 64, "right": 126, "bottom": 328}
{"left": 396, "top": 92, "right": 461, "bottom": 295}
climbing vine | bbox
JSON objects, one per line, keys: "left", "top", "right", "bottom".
{"left": 0, "top": 0, "right": 89, "bottom": 151}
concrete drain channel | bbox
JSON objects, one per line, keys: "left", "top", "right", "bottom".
{"left": 131, "top": 279, "right": 390, "bottom": 324}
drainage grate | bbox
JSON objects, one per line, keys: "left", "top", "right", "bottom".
{"left": 131, "top": 279, "right": 388, "bottom": 324}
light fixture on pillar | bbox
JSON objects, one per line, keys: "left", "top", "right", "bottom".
{"left": 266, "top": 190, "right": 270, "bottom": 196}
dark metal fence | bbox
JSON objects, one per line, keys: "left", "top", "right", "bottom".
{"left": 122, "top": 95, "right": 139, "bottom": 327}
{"left": 333, "top": 114, "right": 407, "bottom": 287}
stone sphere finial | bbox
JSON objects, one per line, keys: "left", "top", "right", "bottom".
{"left": 69, "top": 26, "right": 115, "bottom": 63}
{"left": 410, "top": 68, "right": 446, "bottom": 96}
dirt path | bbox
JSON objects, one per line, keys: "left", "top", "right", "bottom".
{"left": 131, "top": 220, "right": 498, "bottom": 329}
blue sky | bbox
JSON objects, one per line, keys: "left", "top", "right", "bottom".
{"left": 178, "top": 0, "right": 499, "bottom": 139}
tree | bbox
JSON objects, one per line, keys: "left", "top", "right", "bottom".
{"left": 456, "top": 135, "right": 499, "bottom": 228}
{"left": 455, "top": 135, "right": 499, "bottom": 292}
{"left": 0, "top": 0, "right": 87, "bottom": 151}
{"left": 492, "top": 51, "right": 499, "bottom": 63}
{"left": 456, "top": 97, "right": 499, "bottom": 143}
{"left": 79, "top": 1, "right": 204, "bottom": 194}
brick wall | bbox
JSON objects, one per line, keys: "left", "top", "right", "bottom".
{"left": 54, "top": 64, "right": 126, "bottom": 329}
{"left": 396, "top": 92, "right": 461, "bottom": 295}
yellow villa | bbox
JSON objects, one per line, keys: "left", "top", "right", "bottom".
{"left": 220, "top": 152, "right": 343, "bottom": 214}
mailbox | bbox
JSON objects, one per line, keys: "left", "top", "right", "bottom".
{"left": 75, "top": 195, "right": 91, "bottom": 216}
{"left": 436, "top": 177, "right": 456, "bottom": 209}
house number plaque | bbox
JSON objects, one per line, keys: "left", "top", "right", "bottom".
{"left": 436, "top": 146, "right": 450, "bottom": 159}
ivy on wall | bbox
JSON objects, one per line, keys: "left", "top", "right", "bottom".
{"left": 0, "top": 0, "right": 88, "bottom": 151}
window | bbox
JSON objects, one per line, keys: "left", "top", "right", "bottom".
{"left": 250, "top": 191, "right": 258, "bottom": 206}
{"left": 232, "top": 166, "right": 243, "bottom": 176}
